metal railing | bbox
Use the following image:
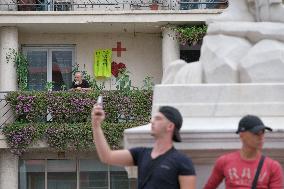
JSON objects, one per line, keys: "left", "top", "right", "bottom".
{"left": 0, "top": 0, "right": 228, "bottom": 11}
{"left": 180, "top": 0, "right": 228, "bottom": 10}
{"left": 0, "top": 91, "right": 14, "bottom": 129}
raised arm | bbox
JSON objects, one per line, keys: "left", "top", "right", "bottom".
{"left": 91, "top": 104, "right": 134, "bottom": 166}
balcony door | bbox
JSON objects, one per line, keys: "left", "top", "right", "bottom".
{"left": 23, "top": 46, "right": 75, "bottom": 91}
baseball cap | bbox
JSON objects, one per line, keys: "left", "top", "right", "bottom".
{"left": 159, "top": 106, "right": 183, "bottom": 142}
{"left": 236, "top": 115, "right": 272, "bottom": 134}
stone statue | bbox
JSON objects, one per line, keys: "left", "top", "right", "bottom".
{"left": 162, "top": 0, "right": 284, "bottom": 84}
{"left": 248, "top": 0, "right": 284, "bottom": 22}
{"left": 208, "top": 0, "right": 284, "bottom": 22}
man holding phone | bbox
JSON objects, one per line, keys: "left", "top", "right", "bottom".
{"left": 92, "top": 102, "right": 196, "bottom": 189}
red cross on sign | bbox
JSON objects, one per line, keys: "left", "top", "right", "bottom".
{"left": 112, "top": 42, "right": 126, "bottom": 57}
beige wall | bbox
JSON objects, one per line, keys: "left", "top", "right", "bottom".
{"left": 19, "top": 32, "right": 162, "bottom": 89}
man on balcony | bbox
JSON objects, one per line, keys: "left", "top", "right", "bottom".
{"left": 70, "top": 71, "right": 90, "bottom": 91}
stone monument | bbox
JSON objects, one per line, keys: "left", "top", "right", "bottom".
{"left": 163, "top": 0, "right": 284, "bottom": 84}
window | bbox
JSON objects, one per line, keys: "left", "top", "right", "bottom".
{"left": 110, "top": 166, "right": 129, "bottom": 189}
{"left": 180, "top": 50, "right": 200, "bottom": 63}
{"left": 19, "top": 160, "right": 45, "bottom": 189}
{"left": 80, "top": 159, "right": 108, "bottom": 189}
{"left": 19, "top": 159, "right": 130, "bottom": 189}
{"left": 22, "top": 46, "right": 75, "bottom": 91}
{"left": 180, "top": 43, "right": 201, "bottom": 63}
{"left": 47, "top": 160, "right": 77, "bottom": 189}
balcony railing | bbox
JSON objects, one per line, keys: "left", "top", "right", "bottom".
{"left": 0, "top": 92, "right": 14, "bottom": 129}
{"left": 0, "top": 0, "right": 228, "bottom": 11}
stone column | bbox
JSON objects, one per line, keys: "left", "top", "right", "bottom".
{"left": 0, "top": 27, "right": 18, "bottom": 91}
{"left": 0, "top": 150, "right": 19, "bottom": 189}
{"left": 162, "top": 26, "right": 180, "bottom": 73}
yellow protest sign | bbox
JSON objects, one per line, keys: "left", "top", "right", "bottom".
{"left": 94, "top": 49, "right": 112, "bottom": 78}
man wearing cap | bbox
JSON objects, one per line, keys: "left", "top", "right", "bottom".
{"left": 204, "top": 115, "right": 283, "bottom": 189}
{"left": 92, "top": 105, "right": 196, "bottom": 189}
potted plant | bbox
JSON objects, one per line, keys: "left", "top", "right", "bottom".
{"left": 163, "top": 24, "right": 208, "bottom": 46}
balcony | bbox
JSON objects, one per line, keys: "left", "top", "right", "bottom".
{"left": 0, "top": 0, "right": 228, "bottom": 11}
{"left": 0, "top": 90, "right": 153, "bottom": 152}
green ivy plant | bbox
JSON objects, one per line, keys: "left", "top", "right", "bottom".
{"left": 141, "top": 76, "right": 154, "bottom": 91}
{"left": 115, "top": 69, "right": 132, "bottom": 91}
{"left": 61, "top": 84, "right": 67, "bottom": 91}
{"left": 163, "top": 24, "right": 208, "bottom": 46}
{"left": 45, "top": 81, "right": 54, "bottom": 91}
{"left": 6, "top": 48, "right": 29, "bottom": 91}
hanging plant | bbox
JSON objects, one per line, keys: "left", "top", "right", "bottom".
{"left": 2, "top": 123, "right": 41, "bottom": 156}
{"left": 176, "top": 25, "right": 207, "bottom": 45}
{"left": 163, "top": 24, "right": 208, "bottom": 46}
{"left": 6, "top": 48, "right": 29, "bottom": 91}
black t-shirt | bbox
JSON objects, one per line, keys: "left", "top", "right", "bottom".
{"left": 71, "top": 79, "right": 89, "bottom": 89}
{"left": 130, "top": 147, "right": 196, "bottom": 189}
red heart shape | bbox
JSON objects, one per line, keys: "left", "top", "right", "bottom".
{"left": 118, "top": 62, "right": 126, "bottom": 69}
{"left": 111, "top": 61, "right": 119, "bottom": 77}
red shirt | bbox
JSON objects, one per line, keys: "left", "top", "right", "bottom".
{"left": 204, "top": 151, "right": 283, "bottom": 189}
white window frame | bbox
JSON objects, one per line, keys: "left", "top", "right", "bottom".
{"left": 22, "top": 45, "right": 76, "bottom": 90}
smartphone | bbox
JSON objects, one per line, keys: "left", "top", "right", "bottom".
{"left": 97, "top": 96, "right": 103, "bottom": 107}
{"left": 95, "top": 96, "right": 103, "bottom": 116}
